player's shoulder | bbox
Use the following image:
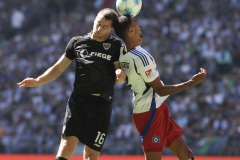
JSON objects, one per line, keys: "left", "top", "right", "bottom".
{"left": 66, "top": 34, "right": 91, "bottom": 47}
{"left": 129, "top": 46, "right": 148, "bottom": 58}
{"left": 71, "top": 34, "right": 89, "bottom": 42}
{"left": 109, "top": 35, "right": 120, "bottom": 41}
{"left": 108, "top": 35, "right": 122, "bottom": 44}
{"left": 129, "top": 46, "right": 153, "bottom": 66}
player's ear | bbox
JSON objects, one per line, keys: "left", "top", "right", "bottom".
{"left": 128, "top": 26, "right": 134, "bottom": 34}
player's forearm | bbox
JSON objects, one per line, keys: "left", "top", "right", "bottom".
{"left": 35, "top": 66, "right": 62, "bottom": 86}
{"left": 156, "top": 80, "right": 195, "bottom": 96}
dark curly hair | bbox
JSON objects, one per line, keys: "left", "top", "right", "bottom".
{"left": 113, "top": 14, "right": 132, "bottom": 41}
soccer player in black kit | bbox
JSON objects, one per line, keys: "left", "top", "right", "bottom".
{"left": 17, "top": 8, "right": 126, "bottom": 160}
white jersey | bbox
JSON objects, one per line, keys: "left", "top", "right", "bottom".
{"left": 120, "top": 46, "right": 169, "bottom": 113}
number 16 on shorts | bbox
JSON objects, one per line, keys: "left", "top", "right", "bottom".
{"left": 94, "top": 131, "right": 106, "bottom": 147}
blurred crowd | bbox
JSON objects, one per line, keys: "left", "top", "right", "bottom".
{"left": 0, "top": 0, "right": 240, "bottom": 156}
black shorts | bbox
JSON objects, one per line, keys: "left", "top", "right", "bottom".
{"left": 62, "top": 94, "right": 112, "bottom": 151}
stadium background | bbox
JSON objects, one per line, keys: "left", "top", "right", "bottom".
{"left": 0, "top": 0, "right": 240, "bottom": 158}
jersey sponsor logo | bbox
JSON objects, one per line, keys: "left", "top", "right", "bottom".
{"left": 77, "top": 49, "right": 89, "bottom": 58}
{"left": 76, "top": 49, "right": 112, "bottom": 61}
{"left": 152, "top": 136, "right": 160, "bottom": 143}
{"left": 103, "top": 43, "right": 111, "bottom": 50}
{"left": 145, "top": 69, "right": 153, "bottom": 77}
{"left": 90, "top": 52, "right": 112, "bottom": 60}
{"left": 120, "top": 62, "right": 130, "bottom": 69}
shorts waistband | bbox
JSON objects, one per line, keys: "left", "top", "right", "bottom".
{"left": 91, "top": 93, "right": 112, "bottom": 103}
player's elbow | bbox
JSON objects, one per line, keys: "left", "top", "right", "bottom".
{"left": 154, "top": 87, "right": 169, "bottom": 97}
{"left": 157, "top": 91, "right": 169, "bottom": 97}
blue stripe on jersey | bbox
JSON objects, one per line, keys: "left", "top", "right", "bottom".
{"left": 140, "top": 91, "right": 156, "bottom": 142}
{"left": 133, "top": 58, "right": 140, "bottom": 75}
{"left": 131, "top": 48, "right": 149, "bottom": 67}
{"left": 142, "top": 83, "right": 151, "bottom": 95}
{"left": 144, "top": 50, "right": 154, "bottom": 63}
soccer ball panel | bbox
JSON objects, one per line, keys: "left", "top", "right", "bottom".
{"left": 116, "top": 0, "right": 142, "bottom": 17}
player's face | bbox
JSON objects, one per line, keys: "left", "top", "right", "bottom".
{"left": 92, "top": 14, "right": 113, "bottom": 41}
{"left": 131, "top": 18, "right": 143, "bottom": 44}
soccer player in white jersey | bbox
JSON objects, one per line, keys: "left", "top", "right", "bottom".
{"left": 113, "top": 14, "right": 207, "bottom": 160}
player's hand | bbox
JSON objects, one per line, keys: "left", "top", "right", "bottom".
{"left": 190, "top": 68, "right": 207, "bottom": 84}
{"left": 17, "top": 77, "right": 39, "bottom": 88}
{"left": 115, "top": 69, "right": 126, "bottom": 84}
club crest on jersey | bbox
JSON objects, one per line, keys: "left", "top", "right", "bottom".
{"left": 152, "top": 136, "right": 160, "bottom": 143}
{"left": 103, "top": 43, "right": 111, "bottom": 50}
{"left": 145, "top": 69, "right": 153, "bottom": 77}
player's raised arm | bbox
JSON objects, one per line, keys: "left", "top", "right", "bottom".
{"left": 148, "top": 68, "right": 207, "bottom": 96}
{"left": 17, "top": 55, "right": 72, "bottom": 88}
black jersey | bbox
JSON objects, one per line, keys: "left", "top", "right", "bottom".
{"left": 64, "top": 33, "right": 122, "bottom": 100}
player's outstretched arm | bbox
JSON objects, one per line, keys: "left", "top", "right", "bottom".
{"left": 17, "top": 55, "right": 72, "bottom": 88}
{"left": 148, "top": 68, "right": 207, "bottom": 96}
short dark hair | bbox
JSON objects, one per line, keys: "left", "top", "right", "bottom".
{"left": 113, "top": 14, "right": 132, "bottom": 41}
{"left": 97, "top": 8, "right": 118, "bottom": 27}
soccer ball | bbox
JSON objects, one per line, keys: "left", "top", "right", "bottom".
{"left": 116, "top": 0, "right": 142, "bottom": 17}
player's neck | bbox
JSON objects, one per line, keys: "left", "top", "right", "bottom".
{"left": 125, "top": 38, "right": 139, "bottom": 51}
